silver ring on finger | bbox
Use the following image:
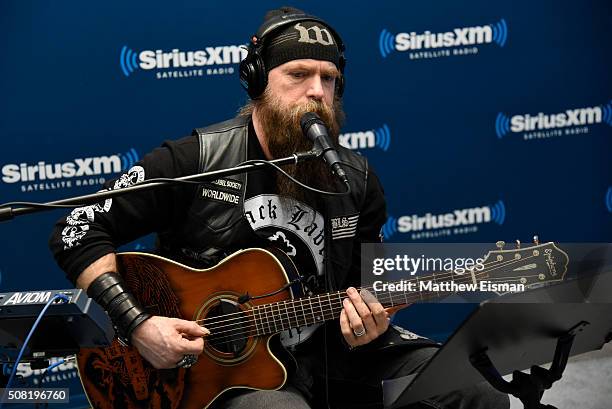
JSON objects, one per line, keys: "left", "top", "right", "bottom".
{"left": 353, "top": 327, "right": 366, "bottom": 337}
{"left": 175, "top": 354, "right": 198, "bottom": 369}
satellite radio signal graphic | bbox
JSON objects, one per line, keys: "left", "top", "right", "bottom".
{"left": 379, "top": 29, "right": 395, "bottom": 58}
{"left": 120, "top": 46, "right": 139, "bottom": 77}
{"left": 490, "top": 200, "right": 506, "bottom": 225}
{"left": 495, "top": 113, "right": 511, "bottom": 139}
{"left": 120, "top": 148, "right": 140, "bottom": 171}
{"left": 382, "top": 216, "right": 398, "bottom": 239}
{"left": 602, "top": 101, "right": 612, "bottom": 126}
{"left": 374, "top": 124, "right": 391, "bottom": 151}
{"left": 606, "top": 187, "right": 612, "bottom": 213}
{"left": 491, "top": 19, "right": 508, "bottom": 47}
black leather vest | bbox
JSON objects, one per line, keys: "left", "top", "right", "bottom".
{"left": 157, "top": 115, "right": 369, "bottom": 291}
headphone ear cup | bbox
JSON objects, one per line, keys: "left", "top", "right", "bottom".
{"left": 239, "top": 50, "right": 267, "bottom": 100}
{"left": 251, "top": 54, "right": 267, "bottom": 99}
{"left": 239, "top": 56, "right": 253, "bottom": 94}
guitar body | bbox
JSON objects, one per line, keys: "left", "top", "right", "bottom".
{"left": 78, "top": 248, "right": 299, "bottom": 409}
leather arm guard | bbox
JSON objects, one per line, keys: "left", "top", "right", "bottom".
{"left": 87, "top": 272, "right": 151, "bottom": 345}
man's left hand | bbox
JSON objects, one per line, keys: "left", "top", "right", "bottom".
{"left": 340, "top": 287, "right": 390, "bottom": 348}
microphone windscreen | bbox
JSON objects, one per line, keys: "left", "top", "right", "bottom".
{"left": 300, "top": 112, "right": 324, "bottom": 135}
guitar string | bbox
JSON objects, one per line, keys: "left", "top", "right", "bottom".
{"left": 199, "top": 268, "right": 538, "bottom": 339}
{"left": 195, "top": 253, "right": 532, "bottom": 326}
{"left": 196, "top": 253, "right": 542, "bottom": 337}
{"left": 203, "top": 276, "right": 529, "bottom": 343}
{"left": 197, "top": 255, "right": 541, "bottom": 336}
{"left": 203, "top": 277, "right": 530, "bottom": 344}
{"left": 195, "top": 253, "right": 540, "bottom": 328}
{"left": 196, "top": 252, "right": 539, "bottom": 328}
{"left": 195, "top": 252, "right": 536, "bottom": 327}
{"left": 202, "top": 272, "right": 535, "bottom": 343}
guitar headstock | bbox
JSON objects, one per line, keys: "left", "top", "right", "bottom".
{"left": 480, "top": 240, "right": 569, "bottom": 293}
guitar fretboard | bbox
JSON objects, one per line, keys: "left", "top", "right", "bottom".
{"left": 247, "top": 270, "right": 487, "bottom": 336}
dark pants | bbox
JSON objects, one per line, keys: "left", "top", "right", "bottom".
{"left": 217, "top": 331, "right": 509, "bottom": 409}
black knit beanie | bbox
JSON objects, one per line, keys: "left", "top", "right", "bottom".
{"left": 259, "top": 7, "right": 341, "bottom": 71}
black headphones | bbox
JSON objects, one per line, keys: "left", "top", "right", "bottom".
{"left": 239, "top": 12, "right": 346, "bottom": 100}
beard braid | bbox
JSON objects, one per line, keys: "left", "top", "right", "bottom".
{"left": 243, "top": 89, "right": 346, "bottom": 209}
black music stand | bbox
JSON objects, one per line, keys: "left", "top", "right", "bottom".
{"left": 382, "top": 270, "right": 612, "bottom": 409}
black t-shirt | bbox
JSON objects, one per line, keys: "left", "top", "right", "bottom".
{"left": 245, "top": 121, "right": 326, "bottom": 291}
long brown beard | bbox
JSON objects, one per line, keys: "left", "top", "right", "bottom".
{"left": 242, "top": 90, "right": 345, "bottom": 207}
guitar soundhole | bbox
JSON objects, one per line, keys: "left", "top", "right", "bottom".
{"left": 205, "top": 299, "right": 249, "bottom": 355}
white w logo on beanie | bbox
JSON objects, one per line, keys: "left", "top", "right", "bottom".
{"left": 294, "top": 23, "right": 335, "bottom": 46}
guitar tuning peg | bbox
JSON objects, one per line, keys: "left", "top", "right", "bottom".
{"left": 515, "top": 240, "right": 521, "bottom": 249}
{"left": 496, "top": 241, "right": 505, "bottom": 250}
{"left": 533, "top": 235, "right": 539, "bottom": 245}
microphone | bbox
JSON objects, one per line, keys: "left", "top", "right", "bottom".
{"left": 300, "top": 112, "right": 349, "bottom": 185}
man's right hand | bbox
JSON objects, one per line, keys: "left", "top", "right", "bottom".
{"left": 130, "top": 316, "right": 209, "bottom": 369}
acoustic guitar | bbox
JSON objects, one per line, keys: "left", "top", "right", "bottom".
{"left": 77, "top": 242, "right": 568, "bottom": 409}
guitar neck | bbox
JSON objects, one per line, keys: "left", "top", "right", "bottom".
{"left": 250, "top": 269, "right": 486, "bottom": 336}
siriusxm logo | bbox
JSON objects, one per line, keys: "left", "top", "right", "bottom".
{"left": 339, "top": 124, "right": 391, "bottom": 151}
{"left": 1, "top": 148, "right": 139, "bottom": 184}
{"left": 606, "top": 187, "right": 612, "bottom": 213}
{"left": 379, "top": 19, "right": 507, "bottom": 58}
{"left": 120, "top": 44, "right": 247, "bottom": 78}
{"left": 495, "top": 101, "right": 612, "bottom": 138}
{"left": 382, "top": 201, "right": 506, "bottom": 239}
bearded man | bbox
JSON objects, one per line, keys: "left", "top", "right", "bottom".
{"left": 49, "top": 7, "right": 509, "bottom": 409}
